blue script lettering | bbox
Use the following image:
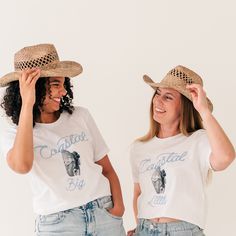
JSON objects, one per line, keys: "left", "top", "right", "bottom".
{"left": 67, "top": 178, "right": 85, "bottom": 191}
{"left": 139, "top": 152, "right": 187, "bottom": 173}
{"left": 148, "top": 195, "right": 167, "bottom": 207}
{"left": 34, "top": 132, "right": 88, "bottom": 159}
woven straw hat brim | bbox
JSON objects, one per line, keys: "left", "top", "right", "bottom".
{"left": 0, "top": 61, "right": 82, "bottom": 87}
{"left": 143, "top": 74, "right": 213, "bottom": 112}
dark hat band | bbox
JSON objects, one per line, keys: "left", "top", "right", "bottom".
{"left": 14, "top": 51, "right": 59, "bottom": 71}
{"left": 169, "top": 68, "right": 193, "bottom": 84}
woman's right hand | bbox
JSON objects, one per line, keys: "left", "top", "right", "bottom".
{"left": 19, "top": 68, "right": 41, "bottom": 107}
{"left": 127, "top": 228, "right": 136, "bottom": 236}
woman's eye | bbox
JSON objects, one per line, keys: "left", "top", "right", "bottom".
{"left": 165, "top": 96, "right": 172, "bottom": 100}
{"left": 51, "top": 83, "right": 60, "bottom": 87}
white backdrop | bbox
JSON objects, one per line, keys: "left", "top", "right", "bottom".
{"left": 0, "top": 1, "right": 235, "bottom": 235}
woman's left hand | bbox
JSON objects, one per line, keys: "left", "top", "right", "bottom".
{"left": 127, "top": 228, "right": 136, "bottom": 236}
{"left": 186, "top": 83, "right": 210, "bottom": 117}
{"left": 107, "top": 205, "right": 125, "bottom": 217}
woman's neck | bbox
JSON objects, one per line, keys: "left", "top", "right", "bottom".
{"left": 36, "top": 111, "right": 60, "bottom": 124}
{"left": 157, "top": 126, "right": 180, "bottom": 139}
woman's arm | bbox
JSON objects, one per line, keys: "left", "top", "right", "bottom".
{"left": 201, "top": 112, "right": 235, "bottom": 171}
{"left": 7, "top": 69, "right": 40, "bottom": 174}
{"left": 96, "top": 155, "right": 125, "bottom": 216}
{"left": 187, "top": 83, "right": 235, "bottom": 171}
{"left": 133, "top": 183, "right": 141, "bottom": 223}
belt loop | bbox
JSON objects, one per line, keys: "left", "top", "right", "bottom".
{"left": 96, "top": 197, "right": 102, "bottom": 208}
{"left": 165, "top": 222, "right": 168, "bottom": 236}
{"left": 140, "top": 219, "right": 145, "bottom": 231}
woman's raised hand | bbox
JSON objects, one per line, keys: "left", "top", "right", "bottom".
{"left": 19, "top": 68, "right": 41, "bottom": 107}
{"left": 186, "top": 83, "right": 210, "bottom": 117}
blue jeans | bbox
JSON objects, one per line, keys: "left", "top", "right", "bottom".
{"left": 35, "top": 196, "right": 126, "bottom": 236}
{"left": 134, "top": 219, "right": 205, "bottom": 236}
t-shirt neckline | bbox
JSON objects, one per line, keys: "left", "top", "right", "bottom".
{"left": 154, "top": 133, "right": 184, "bottom": 142}
{"left": 35, "top": 112, "right": 65, "bottom": 128}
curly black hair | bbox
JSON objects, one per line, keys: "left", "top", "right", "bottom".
{"left": 0, "top": 77, "right": 74, "bottom": 126}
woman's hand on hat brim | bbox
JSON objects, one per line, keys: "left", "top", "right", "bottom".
{"left": 19, "top": 68, "right": 41, "bottom": 107}
{"left": 186, "top": 83, "right": 211, "bottom": 117}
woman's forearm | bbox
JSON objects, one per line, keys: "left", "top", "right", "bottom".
{"left": 104, "top": 169, "right": 125, "bottom": 214}
{"left": 7, "top": 104, "right": 34, "bottom": 173}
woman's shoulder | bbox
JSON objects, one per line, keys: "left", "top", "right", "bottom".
{"left": 72, "top": 106, "right": 90, "bottom": 117}
{"left": 0, "top": 117, "right": 17, "bottom": 142}
{"left": 130, "top": 138, "right": 154, "bottom": 153}
{"left": 188, "top": 129, "right": 208, "bottom": 143}
{"left": 1, "top": 117, "right": 17, "bottom": 131}
{"left": 190, "top": 129, "right": 207, "bottom": 137}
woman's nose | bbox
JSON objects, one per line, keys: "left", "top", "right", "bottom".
{"left": 60, "top": 87, "right": 67, "bottom": 96}
{"left": 153, "top": 95, "right": 163, "bottom": 104}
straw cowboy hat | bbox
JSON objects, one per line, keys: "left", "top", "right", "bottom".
{"left": 143, "top": 65, "right": 213, "bottom": 112}
{"left": 0, "top": 43, "right": 83, "bottom": 87}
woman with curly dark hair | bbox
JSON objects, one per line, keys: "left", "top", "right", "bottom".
{"left": 1, "top": 75, "right": 74, "bottom": 126}
{"left": 0, "top": 44, "right": 125, "bottom": 236}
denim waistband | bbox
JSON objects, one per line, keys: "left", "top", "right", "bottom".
{"left": 138, "top": 218, "right": 200, "bottom": 232}
{"left": 78, "top": 195, "right": 112, "bottom": 210}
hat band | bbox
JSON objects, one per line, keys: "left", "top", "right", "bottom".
{"left": 169, "top": 69, "right": 193, "bottom": 84}
{"left": 14, "top": 51, "right": 59, "bottom": 71}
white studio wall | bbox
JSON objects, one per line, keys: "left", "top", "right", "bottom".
{"left": 0, "top": 1, "right": 235, "bottom": 235}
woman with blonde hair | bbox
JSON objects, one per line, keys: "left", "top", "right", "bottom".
{"left": 128, "top": 65, "right": 235, "bottom": 236}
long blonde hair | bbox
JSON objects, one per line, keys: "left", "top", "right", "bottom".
{"left": 138, "top": 91, "right": 203, "bottom": 142}
{"left": 137, "top": 90, "right": 212, "bottom": 183}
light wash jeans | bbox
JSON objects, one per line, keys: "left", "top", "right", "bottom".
{"left": 134, "top": 219, "right": 205, "bottom": 236}
{"left": 35, "top": 196, "right": 126, "bottom": 236}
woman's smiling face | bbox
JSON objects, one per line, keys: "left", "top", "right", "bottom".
{"left": 152, "top": 87, "right": 181, "bottom": 127}
{"left": 41, "top": 77, "right": 67, "bottom": 113}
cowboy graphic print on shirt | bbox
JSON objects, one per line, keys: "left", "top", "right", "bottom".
{"left": 34, "top": 131, "right": 89, "bottom": 192}
{"left": 139, "top": 151, "right": 188, "bottom": 207}
{"left": 151, "top": 166, "right": 166, "bottom": 194}
{"left": 61, "top": 150, "right": 85, "bottom": 191}
{"left": 62, "top": 150, "right": 81, "bottom": 176}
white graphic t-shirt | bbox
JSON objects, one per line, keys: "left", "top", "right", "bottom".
{"left": 1, "top": 107, "right": 111, "bottom": 215}
{"left": 130, "top": 130, "right": 212, "bottom": 229}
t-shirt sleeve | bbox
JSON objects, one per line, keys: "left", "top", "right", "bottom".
{"left": 82, "top": 108, "right": 109, "bottom": 162}
{"left": 0, "top": 122, "right": 17, "bottom": 160}
{"left": 130, "top": 143, "right": 139, "bottom": 183}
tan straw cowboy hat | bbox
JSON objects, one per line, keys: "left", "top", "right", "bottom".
{"left": 0, "top": 43, "right": 83, "bottom": 87}
{"left": 143, "top": 65, "right": 213, "bottom": 112}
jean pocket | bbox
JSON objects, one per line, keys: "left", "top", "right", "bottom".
{"left": 38, "top": 212, "right": 65, "bottom": 225}
{"left": 133, "top": 226, "right": 142, "bottom": 236}
{"left": 171, "top": 228, "right": 204, "bottom": 236}
{"left": 171, "top": 230, "right": 193, "bottom": 236}
{"left": 100, "top": 199, "right": 123, "bottom": 220}
{"left": 102, "top": 207, "right": 123, "bottom": 220}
